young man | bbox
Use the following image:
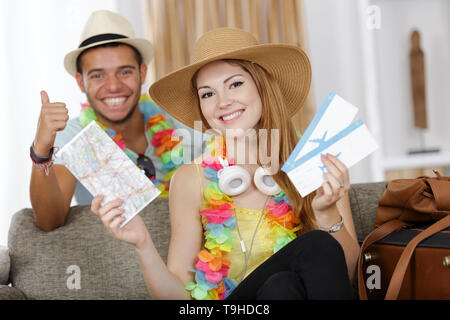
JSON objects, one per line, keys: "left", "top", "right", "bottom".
{"left": 30, "top": 10, "right": 201, "bottom": 232}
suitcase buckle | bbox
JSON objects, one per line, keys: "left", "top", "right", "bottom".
{"left": 444, "top": 255, "right": 450, "bottom": 268}
{"left": 364, "top": 252, "right": 377, "bottom": 263}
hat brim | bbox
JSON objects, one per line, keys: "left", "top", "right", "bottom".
{"left": 149, "top": 43, "right": 311, "bottom": 132}
{"left": 64, "top": 38, "right": 153, "bottom": 76}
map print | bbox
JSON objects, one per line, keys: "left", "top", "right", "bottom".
{"left": 56, "top": 121, "right": 161, "bottom": 227}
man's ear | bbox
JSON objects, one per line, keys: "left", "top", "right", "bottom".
{"left": 139, "top": 63, "right": 148, "bottom": 85}
{"left": 75, "top": 72, "right": 86, "bottom": 93}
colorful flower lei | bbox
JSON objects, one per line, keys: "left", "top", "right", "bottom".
{"left": 185, "top": 137, "right": 302, "bottom": 300}
{"left": 79, "top": 94, "right": 183, "bottom": 197}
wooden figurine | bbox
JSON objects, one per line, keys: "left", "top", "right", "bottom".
{"left": 409, "top": 30, "right": 427, "bottom": 129}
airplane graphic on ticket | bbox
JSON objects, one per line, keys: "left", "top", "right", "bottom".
{"left": 281, "top": 92, "right": 378, "bottom": 197}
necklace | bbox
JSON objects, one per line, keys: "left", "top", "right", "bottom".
{"left": 184, "top": 136, "right": 302, "bottom": 300}
{"left": 234, "top": 195, "right": 270, "bottom": 283}
{"left": 79, "top": 94, "right": 183, "bottom": 197}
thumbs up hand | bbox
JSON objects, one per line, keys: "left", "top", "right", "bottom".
{"left": 33, "top": 90, "right": 69, "bottom": 158}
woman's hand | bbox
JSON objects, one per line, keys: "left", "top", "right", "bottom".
{"left": 91, "top": 195, "right": 149, "bottom": 249}
{"left": 312, "top": 153, "right": 350, "bottom": 216}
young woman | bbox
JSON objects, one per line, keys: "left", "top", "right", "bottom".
{"left": 91, "top": 28, "right": 360, "bottom": 300}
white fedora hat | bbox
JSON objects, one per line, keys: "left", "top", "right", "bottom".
{"left": 64, "top": 10, "right": 153, "bottom": 76}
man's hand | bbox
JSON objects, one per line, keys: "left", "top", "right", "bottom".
{"left": 33, "top": 90, "right": 69, "bottom": 157}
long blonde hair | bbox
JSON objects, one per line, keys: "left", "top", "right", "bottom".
{"left": 192, "top": 59, "right": 317, "bottom": 233}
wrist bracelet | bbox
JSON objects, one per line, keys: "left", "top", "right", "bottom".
{"left": 318, "top": 214, "right": 344, "bottom": 233}
{"left": 30, "top": 144, "right": 58, "bottom": 176}
{"left": 30, "top": 144, "right": 54, "bottom": 163}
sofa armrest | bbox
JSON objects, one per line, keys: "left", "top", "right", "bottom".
{"left": 0, "top": 246, "right": 10, "bottom": 285}
{"left": 0, "top": 285, "right": 26, "bottom": 300}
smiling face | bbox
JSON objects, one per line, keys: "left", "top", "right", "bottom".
{"left": 195, "top": 60, "right": 263, "bottom": 135}
{"left": 75, "top": 44, "right": 147, "bottom": 127}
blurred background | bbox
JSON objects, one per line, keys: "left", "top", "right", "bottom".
{"left": 0, "top": 0, "right": 449, "bottom": 246}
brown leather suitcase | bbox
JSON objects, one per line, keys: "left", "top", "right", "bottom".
{"left": 360, "top": 223, "right": 450, "bottom": 300}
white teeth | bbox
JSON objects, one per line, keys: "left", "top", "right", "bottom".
{"left": 222, "top": 111, "right": 242, "bottom": 121}
{"left": 104, "top": 97, "right": 126, "bottom": 106}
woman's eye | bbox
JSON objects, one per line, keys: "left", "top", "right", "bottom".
{"left": 230, "top": 81, "right": 244, "bottom": 89}
{"left": 200, "top": 91, "right": 214, "bottom": 99}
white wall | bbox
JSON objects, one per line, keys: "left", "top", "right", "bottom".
{"left": 372, "top": 0, "right": 450, "bottom": 158}
{"left": 0, "top": 0, "right": 148, "bottom": 246}
{"left": 302, "top": 0, "right": 450, "bottom": 181}
{"left": 0, "top": 0, "right": 7, "bottom": 247}
{"left": 303, "top": 0, "right": 375, "bottom": 183}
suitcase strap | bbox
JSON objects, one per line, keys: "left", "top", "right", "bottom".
{"left": 358, "top": 215, "right": 450, "bottom": 300}
{"left": 358, "top": 219, "right": 408, "bottom": 300}
{"left": 385, "top": 214, "right": 450, "bottom": 300}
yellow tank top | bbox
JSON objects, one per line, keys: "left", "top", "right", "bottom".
{"left": 195, "top": 164, "right": 274, "bottom": 283}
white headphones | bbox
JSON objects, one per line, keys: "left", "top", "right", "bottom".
{"left": 217, "top": 158, "right": 281, "bottom": 196}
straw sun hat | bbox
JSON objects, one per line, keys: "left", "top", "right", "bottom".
{"left": 64, "top": 10, "right": 153, "bottom": 77}
{"left": 149, "top": 27, "right": 311, "bottom": 131}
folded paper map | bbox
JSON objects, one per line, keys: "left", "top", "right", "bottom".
{"left": 55, "top": 121, "right": 161, "bottom": 227}
{"left": 282, "top": 92, "right": 378, "bottom": 197}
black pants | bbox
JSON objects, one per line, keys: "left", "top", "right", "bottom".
{"left": 226, "top": 230, "right": 355, "bottom": 300}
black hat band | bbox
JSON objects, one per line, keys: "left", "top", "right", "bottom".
{"left": 79, "top": 33, "right": 128, "bottom": 48}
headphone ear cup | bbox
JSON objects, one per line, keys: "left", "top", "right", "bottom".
{"left": 218, "top": 166, "right": 251, "bottom": 196}
{"left": 254, "top": 167, "right": 281, "bottom": 196}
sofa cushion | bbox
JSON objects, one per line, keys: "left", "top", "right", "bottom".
{"left": 348, "top": 182, "right": 386, "bottom": 241}
{"left": 8, "top": 198, "right": 171, "bottom": 300}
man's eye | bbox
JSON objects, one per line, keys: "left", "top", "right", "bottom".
{"left": 201, "top": 92, "right": 214, "bottom": 99}
{"left": 121, "top": 70, "right": 132, "bottom": 76}
{"left": 230, "top": 81, "right": 244, "bottom": 89}
{"left": 90, "top": 74, "right": 102, "bottom": 79}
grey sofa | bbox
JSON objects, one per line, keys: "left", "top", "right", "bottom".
{"left": 0, "top": 182, "right": 386, "bottom": 300}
